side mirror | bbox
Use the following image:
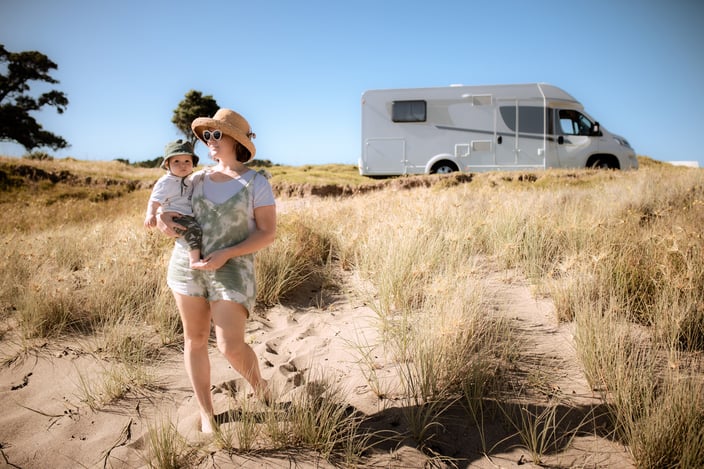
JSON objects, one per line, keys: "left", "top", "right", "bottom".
{"left": 557, "top": 136, "right": 564, "bottom": 144}
{"left": 591, "top": 122, "right": 601, "bottom": 136}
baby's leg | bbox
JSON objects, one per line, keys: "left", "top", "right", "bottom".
{"left": 174, "top": 215, "right": 203, "bottom": 269}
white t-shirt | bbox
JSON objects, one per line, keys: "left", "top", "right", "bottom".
{"left": 149, "top": 173, "right": 194, "bottom": 216}
{"left": 201, "top": 169, "right": 276, "bottom": 232}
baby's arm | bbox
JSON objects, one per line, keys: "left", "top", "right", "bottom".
{"left": 144, "top": 199, "right": 162, "bottom": 228}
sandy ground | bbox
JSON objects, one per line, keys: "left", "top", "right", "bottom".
{"left": 0, "top": 260, "right": 634, "bottom": 468}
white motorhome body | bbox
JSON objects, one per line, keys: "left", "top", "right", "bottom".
{"left": 359, "top": 83, "right": 638, "bottom": 175}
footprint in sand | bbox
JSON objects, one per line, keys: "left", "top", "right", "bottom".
{"left": 278, "top": 362, "right": 305, "bottom": 387}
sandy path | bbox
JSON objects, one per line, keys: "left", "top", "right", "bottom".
{"left": 0, "top": 260, "right": 633, "bottom": 468}
{"left": 471, "top": 266, "right": 633, "bottom": 468}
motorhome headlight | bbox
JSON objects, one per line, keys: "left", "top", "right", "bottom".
{"left": 614, "top": 136, "right": 632, "bottom": 148}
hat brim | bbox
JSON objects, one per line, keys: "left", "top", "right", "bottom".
{"left": 192, "top": 117, "right": 256, "bottom": 162}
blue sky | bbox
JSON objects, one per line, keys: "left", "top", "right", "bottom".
{"left": 1, "top": 0, "right": 703, "bottom": 167}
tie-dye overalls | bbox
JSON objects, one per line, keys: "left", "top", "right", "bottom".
{"left": 166, "top": 171, "right": 258, "bottom": 314}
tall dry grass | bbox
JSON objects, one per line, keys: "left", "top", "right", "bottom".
{"left": 1, "top": 158, "right": 702, "bottom": 466}
{"left": 314, "top": 165, "right": 703, "bottom": 465}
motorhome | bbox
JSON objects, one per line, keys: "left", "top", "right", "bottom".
{"left": 359, "top": 83, "right": 638, "bottom": 176}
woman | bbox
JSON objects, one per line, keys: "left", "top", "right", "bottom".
{"left": 157, "top": 108, "right": 276, "bottom": 433}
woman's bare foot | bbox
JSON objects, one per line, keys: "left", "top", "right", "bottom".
{"left": 200, "top": 412, "right": 216, "bottom": 434}
{"left": 255, "top": 380, "right": 273, "bottom": 406}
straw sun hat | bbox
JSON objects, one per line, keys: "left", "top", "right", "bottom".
{"left": 191, "top": 108, "right": 256, "bottom": 161}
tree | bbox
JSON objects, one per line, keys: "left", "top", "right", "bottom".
{"left": 0, "top": 44, "right": 69, "bottom": 151}
{"left": 172, "top": 90, "right": 219, "bottom": 148}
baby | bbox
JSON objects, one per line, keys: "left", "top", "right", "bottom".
{"left": 144, "top": 139, "right": 204, "bottom": 269}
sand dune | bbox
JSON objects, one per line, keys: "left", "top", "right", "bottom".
{"left": 0, "top": 262, "right": 633, "bottom": 468}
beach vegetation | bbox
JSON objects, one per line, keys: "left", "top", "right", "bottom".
{"left": 1, "top": 155, "right": 702, "bottom": 467}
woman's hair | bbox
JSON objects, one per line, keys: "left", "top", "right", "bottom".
{"left": 235, "top": 141, "right": 252, "bottom": 163}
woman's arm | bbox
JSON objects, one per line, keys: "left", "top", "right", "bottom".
{"left": 156, "top": 211, "right": 188, "bottom": 238}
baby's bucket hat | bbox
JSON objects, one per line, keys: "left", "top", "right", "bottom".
{"left": 161, "top": 139, "right": 199, "bottom": 169}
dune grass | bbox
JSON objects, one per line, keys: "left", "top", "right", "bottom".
{"left": 253, "top": 162, "right": 368, "bottom": 186}
{"left": 1, "top": 155, "right": 702, "bottom": 466}
{"left": 142, "top": 417, "right": 200, "bottom": 469}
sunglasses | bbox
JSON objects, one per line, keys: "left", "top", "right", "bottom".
{"left": 202, "top": 130, "right": 222, "bottom": 141}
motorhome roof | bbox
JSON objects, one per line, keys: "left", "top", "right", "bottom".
{"left": 363, "top": 83, "right": 580, "bottom": 105}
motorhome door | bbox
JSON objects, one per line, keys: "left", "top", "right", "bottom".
{"left": 364, "top": 138, "right": 406, "bottom": 174}
{"left": 497, "top": 100, "right": 547, "bottom": 168}
{"left": 556, "top": 109, "right": 594, "bottom": 167}
{"left": 496, "top": 99, "right": 518, "bottom": 166}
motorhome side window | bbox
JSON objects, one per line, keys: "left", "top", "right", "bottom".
{"left": 499, "top": 106, "right": 547, "bottom": 134}
{"left": 558, "top": 109, "right": 593, "bottom": 136}
{"left": 392, "top": 100, "right": 427, "bottom": 123}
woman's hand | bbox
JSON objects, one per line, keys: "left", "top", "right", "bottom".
{"left": 156, "top": 211, "right": 186, "bottom": 238}
{"left": 192, "top": 249, "right": 230, "bottom": 271}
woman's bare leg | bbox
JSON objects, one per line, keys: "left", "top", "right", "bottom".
{"left": 211, "top": 300, "right": 269, "bottom": 398}
{"left": 173, "top": 292, "right": 215, "bottom": 432}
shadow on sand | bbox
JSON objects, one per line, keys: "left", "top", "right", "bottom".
{"left": 212, "top": 384, "right": 619, "bottom": 468}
